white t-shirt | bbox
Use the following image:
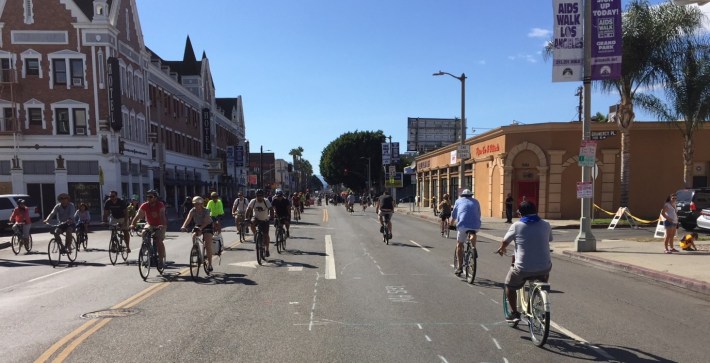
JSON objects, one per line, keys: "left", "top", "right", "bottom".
{"left": 248, "top": 198, "right": 272, "bottom": 221}
{"left": 232, "top": 197, "right": 250, "bottom": 214}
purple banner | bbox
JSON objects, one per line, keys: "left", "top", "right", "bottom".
{"left": 591, "top": 0, "right": 622, "bottom": 80}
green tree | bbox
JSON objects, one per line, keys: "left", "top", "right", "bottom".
{"left": 591, "top": 112, "right": 608, "bottom": 122}
{"left": 635, "top": 34, "right": 710, "bottom": 187}
{"left": 289, "top": 146, "right": 313, "bottom": 191}
{"left": 603, "top": 1, "right": 704, "bottom": 206}
{"left": 320, "top": 130, "right": 386, "bottom": 190}
{"left": 308, "top": 174, "right": 324, "bottom": 191}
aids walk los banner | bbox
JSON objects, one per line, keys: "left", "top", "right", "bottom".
{"left": 552, "top": 0, "right": 583, "bottom": 82}
{"left": 591, "top": 0, "right": 622, "bottom": 80}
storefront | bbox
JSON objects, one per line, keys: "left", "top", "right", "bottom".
{"left": 415, "top": 122, "right": 710, "bottom": 220}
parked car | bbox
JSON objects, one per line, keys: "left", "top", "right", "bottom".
{"left": 675, "top": 188, "right": 710, "bottom": 230}
{"left": 695, "top": 208, "right": 710, "bottom": 231}
{"left": 0, "top": 194, "right": 42, "bottom": 231}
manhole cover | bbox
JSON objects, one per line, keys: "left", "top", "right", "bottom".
{"left": 81, "top": 308, "right": 140, "bottom": 319}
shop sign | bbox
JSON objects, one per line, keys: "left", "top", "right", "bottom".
{"left": 591, "top": 130, "right": 617, "bottom": 140}
{"left": 202, "top": 108, "right": 211, "bottom": 154}
{"left": 475, "top": 143, "right": 500, "bottom": 157}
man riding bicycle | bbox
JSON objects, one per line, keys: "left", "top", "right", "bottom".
{"left": 44, "top": 193, "right": 76, "bottom": 252}
{"left": 271, "top": 189, "right": 291, "bottom": 237}
{"left": 291, "top": 192, "right": 301, "bottom": 220}
{"left": 130, "top": 189, "right": 168, "bottom": 268}
{"left": 450, "top": 189, "right": 481, "bottom": 276}
{"left": 246, "top": 189, "right": 273, "bottom": 257}
{"left": 206, "top": 192, "right": 225, "bottom": 234}
{"left": 495, "top": 201, "right": 552, "bottom": 323}
{"left": 103, "top": 190, "right": 130, "bottom": 252}
{"left": 232, "top": 192, "right": 250, "bottom": 235}
{"left": 376, "top": 190, "right": 394, "bottom": 238}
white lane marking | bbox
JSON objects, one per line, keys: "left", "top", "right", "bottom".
{"left": 309, "top": 273, "right": 321, "bottom": 331}
{"left": 550, "top": 320, "right": 588, "bottom": 343}
{"left": 417, "top": 323, "right": 423, "bottom": 330}
{"left": 409, "top": 240, "right": 431, "bottom": 252}
{"left": 229, "top": 261, "right": 259, "bottom": 268}
{"left": 425, "top": 335, "right": 432, "bottom": 342}
{"left": 478, "top": 291, "right": 485, "bottom": 295}
{"left": 325, "top": 235, "right": 336, "bottom": 280}
{"left": 438, "top": 355, "right": 449, "bottom": 363}
{"left": 480, "top": 324, "right": 489, "bottom": 332}
{"left": 288, "top": 266, "right": 303, "bottom": 272}
{"left": 26, "top": 269, "right": 70, "bottom": 283}
{"left": 477, "top": 231, "right": 501, "bottom": 241}
{"left": 492, "top": 337, "right": 502, "bottom": 350}
{"left": 490, "top": 299, "right": 499, "bottom": 305}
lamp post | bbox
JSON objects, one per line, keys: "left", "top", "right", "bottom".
{"left": 433, "top": 71, "right": 467, "bottom": 193}
{"left": 360, "top": 156, "right": 371, "bottom": 194}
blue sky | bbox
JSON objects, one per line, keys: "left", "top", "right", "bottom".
{"left": 135, "top": 0, "right": 707, "bottom": 176}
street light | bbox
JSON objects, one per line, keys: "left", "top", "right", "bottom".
{"left": 433, "top": 70, "right": 467, "bottom": 193}
{"left": 359, "top": 156, "right": 372, "bottom": 194}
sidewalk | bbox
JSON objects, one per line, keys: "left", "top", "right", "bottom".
{"left": 396, "top": 204, "right": 710, "bottom": 297}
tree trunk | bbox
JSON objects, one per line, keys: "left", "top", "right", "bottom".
{"left": 683, "top": 133, "right": 694, "bottom": 188}
{"left": 616, "top": 100, "right": 634, "bottom": 208}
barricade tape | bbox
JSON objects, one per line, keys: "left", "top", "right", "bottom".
{"left": 593, "top": 204, "right": 658, "bottom": 224}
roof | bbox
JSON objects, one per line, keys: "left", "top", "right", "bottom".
{"left": 216, "top": 98, "right": 239, "bottom": 119}
{"left": 74, "top": 0, "right": 114, "bottom": 21}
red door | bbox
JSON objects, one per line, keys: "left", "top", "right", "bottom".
{"left": 517, "top": 181, "right": 539, "bottom": 206}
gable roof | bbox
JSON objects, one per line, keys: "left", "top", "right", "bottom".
{"left": 74, "top": 0, "right": 114, "bottom": 21}
{"left": 216, "top": 98, "right": 239, "bottom": 119}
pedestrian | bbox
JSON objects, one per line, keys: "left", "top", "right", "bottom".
{"left": 679, "top": 232, "right": 698, "bottom": 251}
{"left": 505, "top": 193, "right": 514, "bottom": 223}
{"left": 431, "top": 195, "right": 438, "bottom": 216}
{"left": 438, "top": 194, "right": 452, "bottom": 236}
{"left": 661, "top": 193, "right": 679, "bottom": 253}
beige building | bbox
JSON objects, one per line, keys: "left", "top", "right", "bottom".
{"left": 415, "top": 122, "right": 710, "bottom": 220}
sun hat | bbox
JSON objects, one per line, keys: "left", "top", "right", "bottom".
{"left": 460, "top": 189, "right": 473, "bottom": 197}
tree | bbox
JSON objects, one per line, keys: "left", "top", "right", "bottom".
{"left": 308, "top": 174, "right": 324, "bottom": 191}
{"left": 320, "top": 130, "right": 386, "bottom": 190}
{"left": 635, "top": 34, "right": 710, "bottom": 187}
{"left": 289, "top": 146, "right": 313, "bottom": 191}
{"left": 591, "top": 112, "right": 609, "bottom": 122}
{"left": 603, "top": 1, "right": 704, "bottom": 206}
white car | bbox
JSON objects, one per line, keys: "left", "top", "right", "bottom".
{"left": 695, "top": 208, "right": 710, "bottom": 231}
{"left": 0, "top": 194, "right": 41, "bottom": 231}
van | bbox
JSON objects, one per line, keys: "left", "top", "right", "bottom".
{"left": 0, "top": 194, "right": 42, "bottom": 230}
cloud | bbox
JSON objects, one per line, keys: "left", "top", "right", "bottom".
{"left": 477, "top": 60, "right": 486, "bottom": 65}
{"left": 508, "top": 54, "right": 538, "bottom": 63}
{"left": 528, "top": 28, "right": 552, "bottom": 38}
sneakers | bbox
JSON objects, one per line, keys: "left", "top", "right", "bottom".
{"left": 670, "top": 248, "right": 679, "bottom": 252}
{"left": 454, "top": 268, "right": 463, "bottom": 276}
{"left": 265, "top": 249, "right": 270, "bottom": 258}
{"left": 664, "top": 250, "right": 672, "bottom": 254}
{"left": 207, "top": 265, "right": 213, "bottom": 273}
{"left": 506, "top": 311, "right": 521, "bottom": 323}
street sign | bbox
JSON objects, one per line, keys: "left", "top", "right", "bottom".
{"left": 576, "top": 181, "right": 593, "bottom": 199}
{"left": 578, "top": 140, "right": 597, "bottom": 167}
{"left": 385, "top": 172, "right": 404, "bottom": 188}
{"left": 389, "top": 165, "right": 396, "bottom": 174}
{"left": 457, "top": 145, "right": 470, "bottom": 160}
{"left": 591, "top": 130, "right": 617, "bottom": 140}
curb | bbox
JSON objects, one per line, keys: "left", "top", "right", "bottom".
{"left": 562, "top": 250, "right": 710, "bottom": 297}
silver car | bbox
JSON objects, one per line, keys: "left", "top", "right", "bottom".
{"left": 695, "top": 208, "right": 710, "bottom": 231}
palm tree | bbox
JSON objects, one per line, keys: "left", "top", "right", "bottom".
{"left": 289, "top": 146, "right": 305, "bottom": 190}
{"left": 635, "top": 35, "right": 710, "bottom": 187}
{"left": 603, "top": 1, "right": 704, "bottom": 206}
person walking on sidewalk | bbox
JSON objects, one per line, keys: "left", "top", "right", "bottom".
{"left": 661, "top": 193, "right": 679, "bottom": 254}
{"left": 450, "top": 189, "right": 481, "bottom": 275}
{"left": 431, "top": 195, "right": 438, "bottom": 216}
{"left": 505, "top": 193, "right": 514, "bottom": 223}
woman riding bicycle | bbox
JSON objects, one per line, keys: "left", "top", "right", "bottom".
{"left": 181, "top": 196, "right": 214, "bottom": 272}
{"left": 438, "top": 194, "right": 452, "bottom": 237}
{"left": 10, "top": 199, "right": 32, "bottom": 245}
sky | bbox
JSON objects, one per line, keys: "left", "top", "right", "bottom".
{"left": 135, "top": 0, "right": 709, "bottom": 177}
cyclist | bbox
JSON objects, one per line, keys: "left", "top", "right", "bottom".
{"left": 44, "top": 193, "right": 77, "bottom": 253}
{"left": 495, "top": 201, "right": 552, "bottom": 323}
{"left": 9, "top": 199, "right": 31, "bottom": 247}
{"left": 450, "top": 189, "right": 481, "bottom": 276}
{"left": 181, "top": 196, "right": 214, "bottom": 272}
{"left": 246, "top": 189, "right": 273, "bottom": 257}
{"left": 232, "top": 192, "right": 250, "bottom": 236}
{"left": 103, "top": 190, "right": 131, "bottom": 253}
{"left": 360, "top": 193, "right": 368, "bottom": 212}
{"left": 291, "top": 192, "right": 301, "bottom": 220}
{"left": 206, "top": 191, "right": 225, "bottom": 234}
{"left": 127, "top": 194, "right": 140, "bottom": 222}
{"left": 346, "top": 192, "right": 356, "bottom": 213}
{"left": 438, "top": 193, "right": 452, "bottom": 237}
{"left": 376, "top": 190, "right": 394, "bottom": 238}
{"left": 271, "top": 189, "right": 291, "bottom": 238}
{"left": 74, "top": 202, "right": 91, "bottom": 234}
{"left": 130, "top": 189, "right": 168, "bottom": 268}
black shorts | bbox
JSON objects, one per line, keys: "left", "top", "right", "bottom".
{"left": 439, "top": 213, "right": 451, "bottom": 220}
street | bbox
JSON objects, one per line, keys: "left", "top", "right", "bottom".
{"left": 1, "top": 205, "right": 709, "bottom": 363}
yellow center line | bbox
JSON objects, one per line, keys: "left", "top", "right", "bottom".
{"left": 323, "top": 209, "right": 329, "bottom": 223}
{"left": 51, "top": 318, "right": 113, "bottom": 363}
{"left": 33, "top": 320, "right": 98, "bottom": 363}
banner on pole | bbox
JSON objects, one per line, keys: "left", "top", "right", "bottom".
{"left": 591, "top": 0, "right": 622, "bottom": 80}
{"left": 552, "top": 0, "right": 583, "bottom": 82}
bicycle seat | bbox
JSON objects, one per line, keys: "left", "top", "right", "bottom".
{"left": 531, "top": 281, "right": 551, "bottom": 291}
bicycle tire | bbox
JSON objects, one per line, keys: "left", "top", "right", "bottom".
{"left": 282, "top": 229, "right": 287, "bottom": 251}
{"left": 276, "top": 229, "right": 284, "bottom": 254}
{"left": 76, "top": 232, "right": 87, "bottom": 251}
{"left": 66, "top": 238, "right": 78, "bottom": 262}
{"left": 238, "top": 224, "right": 245, "bottom": 242}
{"left": 138, "top": 244, "right": 151, "bottom": 280}
{"left": 11, "top": 234, "right": 21, "bottom": 255}
{"left": 25, "top": 235, "right": 33, "bottom": 253}
{"left": 465, "top": 247, "right": 477, "bottom": 284}
{"left": 189, "top": 243, "right": 200, "bottom": 280}
{"left": 109, "top": 237, "right": 119, "bottom": 265}
{"left": 453, "top": 247, "right": 459, "bottom": 274}
{"left": 202, "top": 244, "right": 210, "bottom": 275}
{"left": 255, "top": 232, "right": 263, "bottom": 265}
{"left": 119, "top": 237, "right": 129, "bottom": 263}
{"left": 502, "top": 288, "right": 519, "bottom": 327}
{"left": 48, "top": 238, "right": 61, "bottom": 267}
{"left": 156, "top": 252, "right": 165, "bottom": 275}
{"left": 529, "top": 288, "right": 550, "bottom": 347}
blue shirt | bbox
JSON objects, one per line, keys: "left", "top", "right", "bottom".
{"left": 451, "top": 196, "right": 481, "bottom": 231}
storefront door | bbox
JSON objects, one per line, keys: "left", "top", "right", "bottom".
{"left": 517, "top": 181, "right": 539, "bottom": 206}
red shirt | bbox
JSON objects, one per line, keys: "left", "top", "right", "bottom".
{"left": 139, "top": 201, "right": 165, "bottom": 226}
{"left": 10, "top": 207, "right": 30, "bottom": 224}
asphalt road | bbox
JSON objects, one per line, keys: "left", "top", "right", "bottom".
{"left": 1, "top": 205, "right": 709, "bottom": 363}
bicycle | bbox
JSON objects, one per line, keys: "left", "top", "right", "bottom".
{"left": 234, "top": 212, "right": 247, "bottom": 242}
{"left": 441, "top": 217, "right": 451, "bottom": 239}
{"left": 188, "top": 227, "right": 211, "bottom": 279}
{"left": 129, "top": 221, "right": 145, "bottom": 237}
{"left": 75, "top": 221, "right": 88, "bottom": 251}
{"left": 453, "top": 231, "right": 477, "bottom": 284}
{"left": 11, "top": 223, "right": 32, "bottom": 255}
{"left": 500, "top": 251, "right": 551, "bottom": 347}
{"left": 292, "top": 207, "right": 300, "bottom": 223}
{"left": 380, "top": 214, "right": 392, "bottom": 245}
{"left": 47, "top": 223, "right": 77, "bottom": 267}
{"left": 253, "top": 220, "right": 267, "bottom": 265}
{"left": 137, "top": 226, "right": 165, "bottom": 280}
{"left": 274, "top": 217, "right": 287, "bottom": 254}
{"left": 108, "top": 223, "right": 129, "bottom": 266}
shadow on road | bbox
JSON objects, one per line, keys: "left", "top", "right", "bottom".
{"left": 541, "top": 336, "right": 675, "bottom": 362}
{"left": 290, "top": 249, "right": 326, "bottom": 256}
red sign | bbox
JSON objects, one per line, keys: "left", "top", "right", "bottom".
{"left": 475, "top": 144, "right": 500, "bottom": 157}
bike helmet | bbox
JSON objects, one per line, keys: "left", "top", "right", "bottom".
{"left": 275, "top": 189, "right": 283, "bottom": 196}
{"left": 132, "top": 194, "right": 140, "bottom": 201}
{"left": 210, "top": 191, "right": 219, "bottom": 197}
{"left": 146, "top": 189, "right": 159, "bottom": 198}
{"left": 17, "top": 199, "right": 25, "bottom": 204}
{"left": 192, "top": 196, "right": 204, "bottom": 204}
{"left": 256, "top": 189, "right": 265, "bottom": 196}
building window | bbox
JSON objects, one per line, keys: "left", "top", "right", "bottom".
{"left": 55, "top": 108, "right": 70, "bottom": 134}
{"left": 0, "top": 58, "right": 11, "bottom": 83}
{"left": 24, "top": 0, "right": 34, "bottom": 25}
{"left": 73, "top": 109, "right": 87, "bottom": 135}
{"left": 25, "top": 58, "right": 39, "bottom": 76}
{"left": 53, "top": 59, "right": 66, "bottom": 85}
{"left": 97, "top": 49, "right": 105, "bottom": 88}
{"left": 70, "top": 59, "right": 84, "bottom": 87}
{"left": 28, "top": 108, "right": 42, "bottom": 126}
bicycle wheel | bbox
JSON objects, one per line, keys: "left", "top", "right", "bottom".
{"left": 255, "top": 233, "right": 263, "bottom": 265}
{"left": 282, "top": 229, "right": 287, "bottom": 250}
{"left": 276, "top": 229, "right": 284, "bottom": 254}
{"left": 80, "top": 232, "right": 88, "bottom": 251}
{"left": 465, "top": 248, "right": 477, "bottom": 284}
{"left": 189, "top": 244, "right": 200, "bottom": 280}
{"left": 109, "top": 237, "right": 119, "bottom": 265}
{"left": 11, "top": 234, "right": 21, "bottom": 255}
{"left": 138, "top": 244, "right": 151, "bottom": 280}
{"left": 238, "top": 224, "right": 245, "bottom": 242}
{"left": 120, "top": 238, "right": 129, "bottom": 263}
{"left": 66, "top": 238, "right": 78, "bottom": 262}
{"left": 502, "top": 288, "right": 519, "bottom": 327}
{"left": 529, "top": 288, "right": 550, "bottom": 347}
{"left": 48, "top": 238, "right": 61, "bottom": 267}
{"left": 24, "top": 235, "right": 33, "bottom": 253}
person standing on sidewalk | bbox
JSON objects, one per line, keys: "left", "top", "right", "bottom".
{"left": 450, "top": 189, "right": 481, "bottom": 275}
{"left": 661, "top": 194, "right": 679, "bottom": 253}
{"left": 505, "top": 193, "right": 514, "bottom": 223}
{"left": 431, "top": 195, "right": 438, "bottom": 216}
